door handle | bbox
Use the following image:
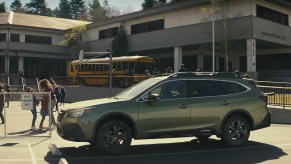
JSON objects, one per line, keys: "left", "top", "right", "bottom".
{"left": 178, "top": 104, "right": 189, "bottom": 108}
{"left": 221, "top": 100, "right": 231, "bottom": 105}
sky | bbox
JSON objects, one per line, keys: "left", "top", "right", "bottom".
{"left": 3, "top": 0, "right": 145, "bottom": 11}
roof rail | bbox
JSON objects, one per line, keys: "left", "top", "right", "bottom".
{"left": 168, "top": 72, "right": 239, "bottom": 78}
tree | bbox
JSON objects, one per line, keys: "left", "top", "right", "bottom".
{"left": 60, "top": 24, "right": 87, "bottom": 58}
{"left": 142, "top": 0, "right": 167, "bottom": 9}
{"left": 53, "top": 0, "right": 71, "bottom": 19}
{"left": 170, "top": 0, "right": 184, "bottom": 2}
{"left": 10, "top": 0, "right": 24, "bottom": 12}
{"left": 88, "top": 0, "right": 106, "bottom": 21}
{"left": 200, "top": 0, "right": 243, "bottom": 72}
{"left": 0, "top": 2, "right": 6, "bottom": 13}
{"left": 25, "top": 0, "right": 52, "bottom": 16}
{"left": 142, "top": 0, "right": 157, "bottom": 10}
{"left": 70, "top": 0, "right": 87, "bottom": 20}
{"left": 112, "top": 25, "right": 128, "bottom": 57}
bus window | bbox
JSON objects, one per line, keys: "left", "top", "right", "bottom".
{"left": 123, "top": 62, "right": 129, "bottom": 70}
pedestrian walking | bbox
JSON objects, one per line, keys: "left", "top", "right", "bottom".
{"left": 0, "top": 84, "right": 5, "bottom": 124}
{"left": 54, "top": 86, "right": 61, "bottom": 111}
{"left": 60, "top": 87, "right": 66, "bottom": 106}
{"left": 25, "top": 87, "right": 39, "bottom": 130}
{"left": 178, "top": 64, "right": 187, "bottom": 72}
{"left": 38, "top": 79, "right": 56, "bottom": 130}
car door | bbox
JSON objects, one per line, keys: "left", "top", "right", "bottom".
{"left": 189, "top": 80, "right": 235, "bottom": 130}
{"left": 138, "top": 80, "right": 190, "bottom": 136}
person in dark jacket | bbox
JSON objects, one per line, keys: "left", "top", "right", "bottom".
{"left": 178, "top": 64, "right": 187, "bottom": 72}
{"left": 60, "top": 87, "right": 66, "bottom": 106}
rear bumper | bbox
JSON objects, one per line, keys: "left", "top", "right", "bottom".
{"left": 254, "top": 112, "right": 271, "bottom": 130}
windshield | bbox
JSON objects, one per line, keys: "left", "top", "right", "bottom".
{"left": 115, "top": 77, "right": 166, "bottom": 99}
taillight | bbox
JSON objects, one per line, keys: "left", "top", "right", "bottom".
{"left": 259, "top": 95, "right": 268, "bottom": 103}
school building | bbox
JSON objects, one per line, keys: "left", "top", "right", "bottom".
{"left": 1, "top": 0, "right": 291, "bottom": 83}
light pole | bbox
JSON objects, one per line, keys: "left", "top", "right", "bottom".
{"left": 212, "top": 0, "right": 215, "bottom": 73}
{"left": 5, "top": 11, "right": 14, "bottom": 74}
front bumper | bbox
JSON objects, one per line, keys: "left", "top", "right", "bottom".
{"left": 56, "top": 112, "right": 90, "bottom": 142}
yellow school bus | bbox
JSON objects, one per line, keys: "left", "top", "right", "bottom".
{"left": 69, "top": 56, "right": 156, "bottom": 87}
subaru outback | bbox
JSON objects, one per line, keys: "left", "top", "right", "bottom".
{"left": 56, "top": 72, "right": 271, "bottom": 154}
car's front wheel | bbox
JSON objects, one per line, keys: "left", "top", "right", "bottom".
{"left": 96, "top": 120, "right": 132, "bottom": 155}
{"left": 221, "top": 115, "right": 250, "bottom": 147}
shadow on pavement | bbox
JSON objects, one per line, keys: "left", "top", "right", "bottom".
{"left": 44, "top": 138, "right": 287, "bottom": 164}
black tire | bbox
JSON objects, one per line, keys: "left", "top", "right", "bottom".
{"left": 96, "top": 120, "right": 132, "bottom": 155}
{"left": 221, "top": 115, "right": 250, "bottom": 147}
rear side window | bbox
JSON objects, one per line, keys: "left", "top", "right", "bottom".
{"left": 190, "top": 80, "right": 247, "bottom": 97}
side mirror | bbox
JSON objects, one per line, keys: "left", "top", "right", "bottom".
{"left": 143, "top": 94, "right": 159, "bottom": 102}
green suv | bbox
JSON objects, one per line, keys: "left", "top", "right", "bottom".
{"left": 56, "top": 72, "right": 271, "bottom": 154}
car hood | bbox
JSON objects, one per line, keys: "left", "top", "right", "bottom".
{"left": 60, "top": 98, "right": 127, "bottom": 111}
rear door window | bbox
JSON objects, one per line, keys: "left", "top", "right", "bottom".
{"left": 190, "top": 80, "right": 247, "bottom": 97}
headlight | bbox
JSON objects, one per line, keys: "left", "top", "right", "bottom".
{"left": 67, "top": 108, "right": 94, "bottom": 117}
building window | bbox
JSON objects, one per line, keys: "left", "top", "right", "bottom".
{"left": 10, "top": 33, "right": 20, "bottom": 42}
{"left": 25, "top": 35, "right": 52, "bottom": 45}
{"left": 131, "top": 19, "right": 164, "bottom": 35}
{"left": 0, "top": 33, "right": 6, "bottom": 42}
{"left": 99, "top": 27, "right": 118, "bottom": 39}
{"left": 257, "top": 5, "right": 288, "bottom": 26}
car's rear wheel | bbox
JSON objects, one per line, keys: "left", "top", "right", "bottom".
{"left": 96, "top": 120, "right": 132, "bottom": 155}
{"left": 221, "top": 115, "right": 250, "bottom": 147}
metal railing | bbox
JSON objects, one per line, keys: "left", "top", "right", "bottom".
{"left": 257, "top": 81, "right": 291, "bottom": 108}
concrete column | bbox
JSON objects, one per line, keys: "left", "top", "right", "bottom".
{"left": 5, "top": 56, "right": 10, "bottom": 73}
{"left": 247, "top": 39, "right": 256, "bottom": 72}
{"left": 174, "top": 47, "right": 182, "bottom": 73}
{"left": 216, "top": 56, "right": 219, "bottom": 72}
{"left": 18, "top": 56, "right": 24, "bottom": 71}
{"left": 197, "top": 54, "right": 203, "bottom": 70}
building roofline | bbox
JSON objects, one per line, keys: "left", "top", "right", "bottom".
{"left": 87, "top": 0, "right": 210, "bottom": 28}
{"left": 265, "top": 0, "right": 291, "bottom": 9}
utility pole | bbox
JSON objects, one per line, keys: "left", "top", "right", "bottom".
{"left": 6, "top": 11, "right": 14, "bottom": 74}
{"left": 212, "top": 0, "right": 215, "bottom": 73}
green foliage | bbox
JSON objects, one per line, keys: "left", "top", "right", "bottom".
{"left": 142, "top": 0, "right": 156, "bottom": 10}
{"left": 10, "top": 0, "right": 22, "bottom": 11}
{"left": 70, "top": 0, "right": 87, "bottom": 20}
{"left": 142, "top": 0, "right": 168, "bottom": 10}
{"left": 88, "top": 0, "right": 106, "bottom": 21}
{"left": 60, "top": 24, "right": 87, "bottom": 46}
{"left": 54, "top": 0, "right": 71, "bottom": 19}
{"left": 25, "top": 0, "right": 52, "bottom": 16}
{"left": 112, "top": 25, "right": 128, "bottom": 57}
{"left": 0, "top": 2, "right": 7, "bottom": 13}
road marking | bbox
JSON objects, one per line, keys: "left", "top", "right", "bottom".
{"left": 28, "top": 143, "right": 37, "bottom": 164}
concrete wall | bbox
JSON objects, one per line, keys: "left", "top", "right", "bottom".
{"left": 64, "top": 86, "right": 125, "bottom": 103}
{"left": 269, "top": 107, "right": 291, "bottom": 124}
